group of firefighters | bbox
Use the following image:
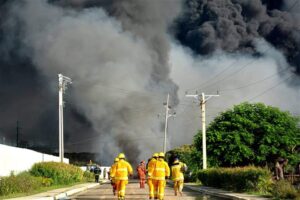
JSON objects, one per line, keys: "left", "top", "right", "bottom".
{"left": 109, "top": 152, "right": 187, "bottom": 200}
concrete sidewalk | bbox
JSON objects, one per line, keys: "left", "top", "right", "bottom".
{"left": 8, "top": 182, "right": 100, "bottom": 200}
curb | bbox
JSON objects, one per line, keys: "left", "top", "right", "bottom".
{"left": 54, "top": 183, "right": 99, "bottom": 200}
{"left": 166, "top": 180, "right": 270, "bottom": 200}
{"left": 184, "top": 185, "right": 271, "bottom": 200}
{"left": 8, "top": 181, "right": 109, "bottom": 200}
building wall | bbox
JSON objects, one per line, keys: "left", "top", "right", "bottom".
{"left": 0, "top": 144, "right": 69, "bottom": 177}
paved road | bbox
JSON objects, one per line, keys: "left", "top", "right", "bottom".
{"left": 69, "top": 180, "right": 222, "bottom": 200}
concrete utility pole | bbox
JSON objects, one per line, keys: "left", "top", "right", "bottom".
{"left": 162, "top": 93, "right": 176, "bottom": 153}
{"left": 185, "top": 92, "right": 219, "bottom": 169}
{"left": 58, "top": 73, "right": 72, "bottom": 163}
{"left": 16, "top": 120, "right": 20, "bottom": 147}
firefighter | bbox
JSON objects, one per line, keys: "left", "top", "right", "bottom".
{"left": 94, "top": 165, "right": 102, "bottom": 183}
{"left": 171, "top": 157, "right": 187, "bottom": 196}
{"left": 110, "top": 153, "right": 133, "bottom": 200}
{"left": 147, "top": 153, "right": 158, "bottom": 199}
{"left": 137, "top": 160, "right": 146, "bottom": 188}
{"left": 109, "top": 157, "right": 119, "bottom": 196}
{"left": 148, "top": 152, "right": 170, "bottom": 200}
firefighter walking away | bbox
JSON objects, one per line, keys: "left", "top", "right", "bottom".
{"left": 109, "top": 157, "right": 119, "bottom": 196}
{"left": 147, "top": 153, "right": 158, "bottom": 199}
{"left": 171, "top": 157, "right": 187, "bottom": 196}
{"left": 110, "top": 153, "right": 133, "bottom": 200}
{"left": 148, "top": 152, "right": 170, "bottom": 200}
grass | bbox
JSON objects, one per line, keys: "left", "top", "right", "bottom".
{"left": 0, "top": 162, "right": 95, "bottom": 199}
{"left": 0, "top": 180, "right": 95, "bottom": 200}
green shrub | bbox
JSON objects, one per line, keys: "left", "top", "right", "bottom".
{"left": 197, "top": 166, "right": 272, "bottom": 193}
{"left": 0, "top": 172, "right": 44, "bottom": 196}
{"left": 30, "top": 162, "right": 83, "bottom": 185}
{"left": 271, "top": 180, "right": 300, "bottom": 199}
{"left": 83, "top": 170, "right": 94, "bottom": 182}
{"left": 184, "top": 170, "right": 199, "bottom": 183}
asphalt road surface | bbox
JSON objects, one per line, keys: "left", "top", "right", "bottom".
{"left": 69, "top": 180, "right": 224, "bottom": 200}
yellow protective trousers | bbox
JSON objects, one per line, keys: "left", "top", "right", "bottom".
{"left": 174, "top": 180, "right": 184, "bottom": 193}
{"left": 115, "top": 180, "right": 127, "bottom": 198}
{"left": 148, "top": 178, "right": 155, "bottom": 198}
{"left": 152, "top": 179, "right": 165, "bottom": 200}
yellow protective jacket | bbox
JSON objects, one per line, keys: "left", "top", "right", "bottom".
{"left": 147, "top": 158, "right": 156, "bottom": 176}
{"left": 148, "top": 158, "right": 170, "bottom": 181}
{"left": 110, "top": 159, "right": 133, "bottom": 181}
{"left": 171, "top": 162, "right": 186, "bottom": 181}
{"left": 110, "top": 162, "right": 117, "bottom": 176}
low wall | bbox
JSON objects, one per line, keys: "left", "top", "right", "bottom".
{"left": 0, "top": 144, "right": 69, "bottom": 176}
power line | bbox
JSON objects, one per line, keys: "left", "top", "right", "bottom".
{"left": 93, "top": 81, "right": 165, "bottom": 100}
{"left": 201, "top": 49, "right": 270, "bottom": 91}
{"left": 65, "top": 135, "right": 164, "bottom": 146}
{"left": 219, "top": 67, "right": 290, "bottom": 92}
{"left": 247, "top": 74, "right": 295, "bottom": 101}
{"left": 185, "top": 43, "right": 270, "bottom": 93}
{"left": 184, "top": 0, "right": 299, "bottom": 93}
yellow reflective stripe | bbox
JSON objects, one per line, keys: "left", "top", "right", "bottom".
{"left": 151, "top": 176, "right": 165, "bottom": 180}
{"left": 172, "top": 165, "right": 181, "bottom": 169}
{"left": 173, "top": 177, "right": 184, "bottom": 181}
{"left": 155, "top": 168, "right": 165, "bottom": 171}
{"left": 117, "top": 168, "right": 127, "bottom": 171}
{"left": 115, "top": 177, "right": 128, "bottom": 180}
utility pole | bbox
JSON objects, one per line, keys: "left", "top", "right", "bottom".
{"left": 185, "top": 92, "right": 219, "bottom": 169}
{"left": 16, "top": 120, "right": 20, "bottom": 147}
{"left": 162, "top": 93, "right": 176, "bottom": 153}
{"left": 58, "top": 73, "right": 72, "bottom": 163}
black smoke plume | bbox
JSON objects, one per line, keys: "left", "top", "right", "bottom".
{"left": 0, "top": 0, "right": 182, "bottom": 164}
{"left": 175, "top": 0, "right": 300, "bottom": 74}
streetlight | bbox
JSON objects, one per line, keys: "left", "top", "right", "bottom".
{"left": 185, "top": 92, "right": 219, "bottom": 169}
{"left": 162, "top": 93, "right": 176, "bottom": 153}
{"left": 58, "top": 73, "right": 72, "bottom": 163}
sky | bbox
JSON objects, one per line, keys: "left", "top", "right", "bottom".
{"left": 0, "top": 0, "right": 299, "bottom": 164}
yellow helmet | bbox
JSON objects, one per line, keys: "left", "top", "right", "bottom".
{"left": 118, "top": 153, "right": 125, "bottom": 159}
{"left": 153, "top": 153, "right": 158, "bottom": 158}
{"left": 114, "top": 157, "right": 119, "bottom": 162}
{"left": 158, "top": 152, "right": 165, "bottom": 157}
{"left": 173, "top": 159, "right": 179, "bottom": 164}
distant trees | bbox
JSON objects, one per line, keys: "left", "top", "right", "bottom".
{"left": 194, "top": 102, "right": 300, "bottom": 167}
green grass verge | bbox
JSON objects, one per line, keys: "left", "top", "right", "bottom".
{"left": 0, "top": 181, "right": 91, "bottom": 200}
{"left": 0, "top": 162, "right": 95, "bottom": 199}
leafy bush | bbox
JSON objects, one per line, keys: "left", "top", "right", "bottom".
{"left": 197, "top": 166, "right": 272, "bottom": 193}
{"left": 184, "top": 170, "right": 199, "bottom": 183}
{"left": 0, "top": 172, "right": 44, "bottom": 196}
{"left": 30, "top": 162, "right": 83, "bottom": 185}
{"left": 83, "top": 170, "right": 94, "bottom": 182}
{"left": 271, "top": 180, "right": 300, "bottom": 199}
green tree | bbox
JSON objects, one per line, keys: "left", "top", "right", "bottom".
{"left": 166, "top": 144, "right": 200, "bottom": 172}
{"left": 194, "top": 102, "right": 300, "bottom": 167}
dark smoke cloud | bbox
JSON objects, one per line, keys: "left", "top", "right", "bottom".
{"left": 175, "top": 0, "right": 300, "bottom": 74}
{"left": 0, "top": 0, "right": 182, "bottom": 164}
{"left": 0, "top": 0, "right": 95, "bottom": 150}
